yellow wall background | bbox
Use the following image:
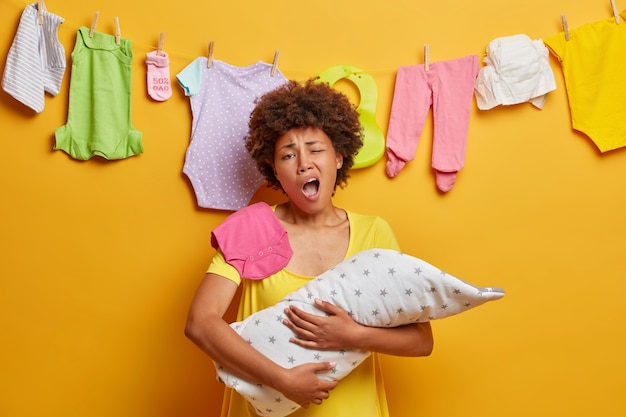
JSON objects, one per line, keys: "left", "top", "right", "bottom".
{"left": 1, "top": 0, "right": 625, "bottom": 416}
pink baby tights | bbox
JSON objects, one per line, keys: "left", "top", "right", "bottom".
{"left": 386, "top": 55, "right": 479, "bottom": 192}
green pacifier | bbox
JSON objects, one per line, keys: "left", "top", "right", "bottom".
{"left": 317, "top": 65, "right": 385, "bottom": 169}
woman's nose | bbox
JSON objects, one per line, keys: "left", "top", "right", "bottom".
{"left": 298, "top": 155, "right": 312, "bottom": 172}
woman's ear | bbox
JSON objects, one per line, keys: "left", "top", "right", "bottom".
{"left": 336, "top": 154, "right": 344, "bottom": 169}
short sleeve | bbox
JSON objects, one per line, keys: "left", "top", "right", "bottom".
{"left": 207, "top": 249, "right": 242, "bottom": 285}
{"left": 346, "top": 210, "right": 401, "bottom": 255}
{"left": 176, "top": 57, "right": 203, "bottom": 96}
{"left": 370, "top": 216, "right": 401, "bottom": 251}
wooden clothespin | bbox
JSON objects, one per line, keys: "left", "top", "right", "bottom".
{"left": 89, "top": 11, "right": 99, "bottom": 38}
{"left": 561, "top": 14, "right": 570, "bottom": 41}
{"left": 271, "top": 49, "right": 280, "bottom": 77}
{"left": 114, "top": 17, "right": 121, "bottom": 45}
{"left": 37, "top": 0, "right": 45, "bottom": 25}
{"left": 157, "top": 32, "right": 165, "bottom": 56}
{"left": 424, "top": 44, "right": 430, "bottom": 72}
{"left": 207, "top": 41, "right": 215, "bottom": 68}
{"left": 611, "top": 0, "right": 621, "bottom": 24}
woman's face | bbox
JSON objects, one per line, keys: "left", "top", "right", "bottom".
{"left": 273, "top": 127, "right": 343, "bottom": 213}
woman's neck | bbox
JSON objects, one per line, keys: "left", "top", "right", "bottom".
{"left": 275, "top": 201, "right": 345, "bottom": 227}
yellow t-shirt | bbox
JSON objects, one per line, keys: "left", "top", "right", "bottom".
{"left": 208, "top": 208, "right": 400, "bottom": 417}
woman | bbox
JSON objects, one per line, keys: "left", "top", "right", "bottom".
{"left": 185, "top": 79, "right": 434, "bottom": 417}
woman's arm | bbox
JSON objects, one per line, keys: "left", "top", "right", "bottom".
{"left": 185, "top": 273, "right": 338, "bottom": 406}
{"left": 283, "top": 298, "right": 434, "bottom": 357}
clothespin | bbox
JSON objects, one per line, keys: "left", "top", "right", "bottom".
{"left": 424, "top": 44, "right": 430, "bottom": 72}
{"left": 271, "top": 49, "right": 280, "bottom": 77}
{"left": 89, "top": 11, "right": 99, "bottom": 38}
{"left": 611, "top": 0, "right": 621, "bottom": 24}
{"left": 37, "top": 0, "right": 45, "bottom": 25}
{"left": 157, "top": 32, "right": 165, "bottom": 56}
{"left": 561, "top": 14, "right": 570, "bottom": 41}
{"left": 114, "top": 17, "right": 121, "bottom": 45}
{"left": 207, "top": 41, "right": 214, "bottom": 68}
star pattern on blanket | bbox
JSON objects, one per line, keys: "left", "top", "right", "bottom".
{"left": 215, "top": 248, "right": 504, "bottom": 417}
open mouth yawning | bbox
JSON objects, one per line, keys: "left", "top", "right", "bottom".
{"left": 302, "top": 178, "right": 320, "bottom": 196}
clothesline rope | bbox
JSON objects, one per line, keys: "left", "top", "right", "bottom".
{"left": 2, "top": 0, "right": 435, "bottom": 77}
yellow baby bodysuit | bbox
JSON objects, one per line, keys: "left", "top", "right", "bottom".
{"left": 545, "top": 11, "right": 626, "bottom": 152}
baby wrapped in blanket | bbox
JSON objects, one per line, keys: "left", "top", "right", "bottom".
{"left": 214, "top": 248, "right": 504, "bottom": 417}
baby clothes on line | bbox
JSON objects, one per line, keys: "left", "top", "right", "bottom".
{"left": 176, "top": 59, "right": 288, "bottom": 211}
{"left": 146, "top": 50, "right": 172, "bottom": 101}
{"left": 474, "top": 34, "right": 556, "bottom": 110}
{"left": 544, "top": 11, "right": 626, "bottom": 153}
{"left": 54, "top": 27, "right": 143, "bottom": 160}
{"left": 2, "top": 2, "right": 65, "bottom": 113}
{"left": 386, "top": 55, "right": 479, "bottom": 193}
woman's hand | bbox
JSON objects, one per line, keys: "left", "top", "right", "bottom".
{"left": 275, "top": 361, "right": 338, "bottom": 408}
{"left": 282, "top": 299, "right": 362, "bottom": 351}
{"left": 283, "top": 298, "right": 434, "bottom": 357}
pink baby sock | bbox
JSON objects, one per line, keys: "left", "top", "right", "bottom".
{"left": 146, "top": 50, "right": 172, "bottom": 101}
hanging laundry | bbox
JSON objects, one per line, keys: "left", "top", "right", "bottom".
{"left": 176, "top": 58, "right": 288, "bottom": 211}
{"left": 544, "top": 12, "right": 626, "bottom": 153}
{"left": 386, "top": 55, "right": 479, "bottom": 193}
{"left": 317, "top": 65, "right": 385, "bottom": 169}
{"left": 146, "top": 50, "right": 172, "bottom": 101}
{"left": 54, "top": 27, "right": 143, "bottom": 160}
{"left": 2, "top": 2, "right": 65, "bottom": 113}
{"left": 474, "top": 34, "right": 556, "bottom": 110}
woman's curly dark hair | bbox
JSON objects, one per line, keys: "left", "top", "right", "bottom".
{"left": 245, "top": 78, "right": 363, "bottom": 191}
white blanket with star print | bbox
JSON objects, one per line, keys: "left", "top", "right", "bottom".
{"left": 214, "top": 248, "right": 505, "bottom": 417}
